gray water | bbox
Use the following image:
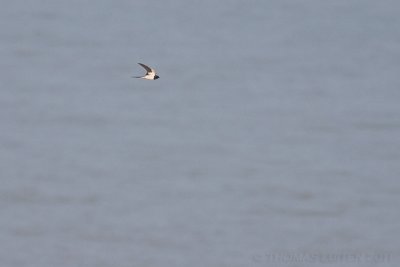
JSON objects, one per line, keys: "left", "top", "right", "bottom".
{"left": 1, "top": 1, "right": 399, "bottom": 266}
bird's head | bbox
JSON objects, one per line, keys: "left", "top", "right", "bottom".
{"left": 154, "top": 75, "right": 160, "bottom": 80}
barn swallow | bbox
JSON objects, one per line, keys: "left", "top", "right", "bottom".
{"left": 133, "top": 63, "right": 159, "bottom": 80}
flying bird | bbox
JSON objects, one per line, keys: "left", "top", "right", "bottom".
{"left": 133, "top": 63, "right": 159, "bottom": 80}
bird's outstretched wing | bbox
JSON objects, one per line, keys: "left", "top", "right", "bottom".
{"left": 138, "top": 63, "right": 153, "bottom": 74}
